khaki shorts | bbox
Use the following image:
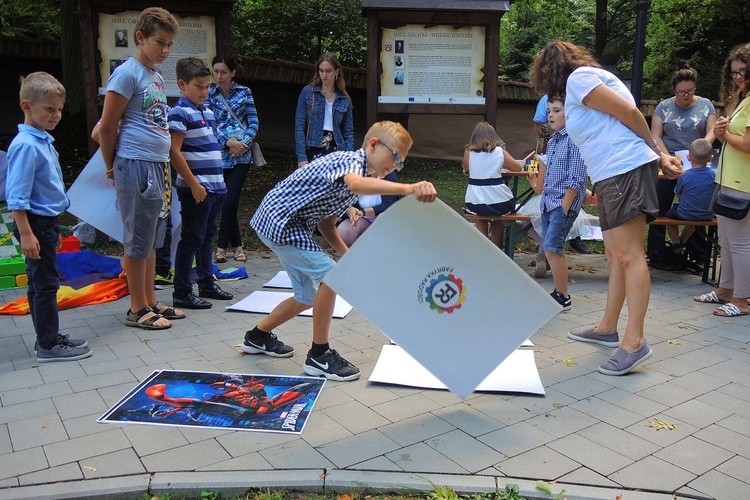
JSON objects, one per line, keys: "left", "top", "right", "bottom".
{"left": 595, "top": 161, "right": 659, "bottom": 231}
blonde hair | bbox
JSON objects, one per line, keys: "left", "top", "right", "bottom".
{"left": 689, "top": 138, "right": 714, "bottom": 165}
{"left": 363, "top": 121, "right": 413, "bottom": 150}
{"left": 19, "top": 72, "right": 65, "bottom": 104}
{"left": 466, "top": 121, "right": 504, "bottom": 153}
{"left": 135, "top": 7, "right": 179, "bottom": 44}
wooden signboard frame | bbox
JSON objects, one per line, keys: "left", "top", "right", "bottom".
{"left": 362, "top": 1, "right": 510, "bottom": 127}
{"left": 77, "top": 0, "right": 233, "bottom": 155}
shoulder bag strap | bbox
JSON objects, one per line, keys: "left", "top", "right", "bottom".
{"left": 217, "top": 89, "right": 246, "bottom": 132}
{"left": 306, "top": 89, "right": 314, "bottom": 142}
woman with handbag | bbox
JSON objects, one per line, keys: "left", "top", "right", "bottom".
{"left": 207, "top": 54, "right": 259, "bottom": 263}
{"left": 694, "top": 44, "right": 750, "bottom": 317}
{"left": 294, "top": 53, "right": 354, "bottom": 168}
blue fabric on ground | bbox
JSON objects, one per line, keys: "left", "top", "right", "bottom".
{"left": 57, "top": 250, "right": 123, "bottom": 281}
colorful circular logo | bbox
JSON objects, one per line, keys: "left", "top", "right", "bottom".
{"left": 425, "top": 274, "right": 466, "bottom": 314}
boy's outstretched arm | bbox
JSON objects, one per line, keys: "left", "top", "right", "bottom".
{"left": 344, "top": 174, "right": 437, "bottom": 202}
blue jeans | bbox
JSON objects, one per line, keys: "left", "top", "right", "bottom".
{"left": 14, "top": 215, "right": 60, "bottom": 350}
{"left": 174, "top": 189, "right": 226, "bottom": 298}
{"left": 541, "top": 206, "right": 579, "bottom": 255}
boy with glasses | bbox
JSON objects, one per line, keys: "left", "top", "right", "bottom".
{"left": 245, "top": 121, "right": 437, "bottom": 381}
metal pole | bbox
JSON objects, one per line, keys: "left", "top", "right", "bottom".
{"left": 632, "top": 0, "right": 650, "bottom": 106}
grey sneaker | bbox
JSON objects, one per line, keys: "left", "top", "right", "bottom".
{"left": 598, "top": 341, "right": 653, "bottom": 376}
{"left": 34, "top": 334, "right": 89, "bottom": 355}
{"left": 36, "top": 337, "right": 92, "bottom": 363}
{"left": 303, "top": 349, "right": 360, "bottom": 381}
{"left": 568, "top": 325, "right": 619, "bottom": 347}
{"left": 242, "top": 332, "right": 294, "bottom": 358}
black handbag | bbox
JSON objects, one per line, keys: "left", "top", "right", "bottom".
{"left": 712, "top": 140, "right": 750, "bottom": 220}
{"left": 712, "top": 192, "right": 750, "bottom": 220}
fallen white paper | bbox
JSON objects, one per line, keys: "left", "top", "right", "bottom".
{"left": 67, "top": 149, "right": 182, "bottom": 261}
{"left": 370, "top": 345, "right": 545, "bottom": 395}
{"left": 227, "top": 290, "right": 353, "bottom": 318}
{"left": 324, "top": 196, "right": 559, "bottom": 398}
{"left": 263, "top": 271, "right": 292, "bottom": 289}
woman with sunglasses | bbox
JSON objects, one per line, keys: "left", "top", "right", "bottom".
{"left": 295, "top": 53, "right": 354, "bottom": 168}
{"left": 647, "top": 62, "right": 717, "bottom": 265}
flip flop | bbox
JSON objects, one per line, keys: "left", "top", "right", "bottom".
{"left": 713, "top": 303, "right": 750, "bottom": 317}
{"left": 694, "top": 291, "right": 727, "bottom": 304}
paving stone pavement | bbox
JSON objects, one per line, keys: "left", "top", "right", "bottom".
{"left": 0, "top": 249, "right": 748, "bottom": 500}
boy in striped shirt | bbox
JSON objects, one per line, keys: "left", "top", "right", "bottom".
{"left": 168, "top": 57, "right": 233, "bottom": 310}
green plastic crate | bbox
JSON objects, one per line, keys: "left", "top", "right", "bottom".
{"left": 0, "top": 257, "right": 26, "bottom": 277}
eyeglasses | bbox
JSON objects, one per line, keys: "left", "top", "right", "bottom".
{"left": 675, "top": 88, "right": 696, "bottom": 96}
{"left": 378, "top": 140, "right": 404, "bottom": 171}
{"left": 731, "top": 69, "right": 746, "bottom": 79}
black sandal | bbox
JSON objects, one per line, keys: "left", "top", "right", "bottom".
{"left": 124, "top": 307, "right": 171, "bottom": 330}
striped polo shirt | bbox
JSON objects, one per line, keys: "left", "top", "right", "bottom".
{"left": 168, "top": 97, "right": 227, "bottom": 194}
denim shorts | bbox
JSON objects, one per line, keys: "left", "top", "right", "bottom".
{"left": 258, "top": 234, "right": 335, "bottom": 306}
{"left": 113, "top": 157, "right": 168, "bottom": 259}
{"left": 541, "top": 206, "right": 580, "bottom": 255}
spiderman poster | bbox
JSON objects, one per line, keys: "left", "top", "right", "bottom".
{"left": 98, "top": 370, "right": 325, "bottom": 434}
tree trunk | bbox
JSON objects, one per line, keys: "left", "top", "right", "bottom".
{"left": 594, "top": 0, "right": 607, "bottom": 60}
{"left": 60, "top": 0, "right": 83, "bottom": 115}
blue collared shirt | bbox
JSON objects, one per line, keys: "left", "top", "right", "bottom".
{"left": 541, "top": 128, "right": 588, "bottom": 214}
{"left": 6, "top": 124, "right": 69, "bottom": 216}
{"left": 206, "top": 82, "right": 259, "bottom": 169}
{"left": 250, "top": 149, "right": 367, "bottom": 250}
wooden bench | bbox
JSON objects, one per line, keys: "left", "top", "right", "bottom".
{"left": 648, "top": 217, "right": 719, "bottom": 284}
{"left": 464, "top": 213, "right": 533, "bottom": 259}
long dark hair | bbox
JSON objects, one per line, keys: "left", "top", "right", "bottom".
{"left": 530, "top": 40, "right": 601, "bottom": 99}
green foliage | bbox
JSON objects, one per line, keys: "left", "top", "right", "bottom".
{"left": 498, "top": 0, "right": 594, "bottom": 82}
{"left": 496, "top": 484, "right": 525, "bottom": 500}
{"left": 231, "top": 0, "right": 366, "bottom": 68}
{"left": 201, "top": 491, "right": 220, "bottom": 500}
{"left": 644, "top": 0, "right": 749, "bottom": 102}
{"left": 0, "top": 0, "right": 60, "bottom": 38}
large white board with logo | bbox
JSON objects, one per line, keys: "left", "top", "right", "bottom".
{"left": 324, "top": 196, "right": 559, "bottom": 398}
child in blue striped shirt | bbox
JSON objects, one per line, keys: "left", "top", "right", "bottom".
{"left": 168, "top": 57, "right": 232, "bottom": 310}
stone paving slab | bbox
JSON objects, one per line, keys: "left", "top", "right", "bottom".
{"left": 0, "top": 251, "right": 748, "bottom": 499}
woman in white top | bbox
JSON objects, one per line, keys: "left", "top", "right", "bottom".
{"left": 531, "top": 41, "right": 682, "bottom": 376}
{"left": 462, "top": 121, "right": 523, "bottom": 246}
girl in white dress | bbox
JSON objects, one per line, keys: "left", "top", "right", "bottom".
{"left": 463, "top": 122, "right": 523, "bottom": 246}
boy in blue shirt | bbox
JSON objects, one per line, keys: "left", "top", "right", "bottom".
{"left": 665, "top": 138, "right": 716, "bottom": 254}
{"left": 6, "top": 72, "right": 92, "bottom": 362}
{"left": 168, "top": 57, "right": 232, "bottom": 309}
{"left": 530, "top": 96, "right": 588, "bottom": 311}
{"left": 99, "top": 7, "right": 180, "bottom": 330}
{"left": 245, "top": 121, "right": 437, "bottom": 381}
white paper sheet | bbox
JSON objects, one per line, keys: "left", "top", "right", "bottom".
{"left": 227, "top": 290, "right": 353, "bottom": 318}
{"left": 371, "top": 345, "right": 545, "bottom": 395}
{"left": 263, "top": 271, "right": 292, "bottom": 289}
{"left": 66, "top": 149, "right": 182, "bottom": 261}
{"left": 324, "top": 196, "right": 559, "bottom": 398}
{"left": 674, "top": 150, "right": 693, "bottom": 171}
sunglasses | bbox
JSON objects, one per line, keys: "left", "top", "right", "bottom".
{"left": 378, "top": 140, "right": 404, "bottom": 171}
